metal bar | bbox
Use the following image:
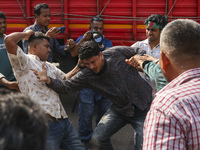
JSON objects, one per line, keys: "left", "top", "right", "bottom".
{"left": 167, "top": 0, "right": 178, "bottom": 17}
{"left": 99, "top": 0, "right": 111, "bottom": 16}
{"left": 165, "top": 0, "right": 168, "bottom": 17}
{"left": 97, "top": 0, "right": 99, "bottom": 15}
{"left": 64, "top": 0, "right": 69, "bottom": 40}
{"left": 61, "top": 0, "right": 64, "bottom": 19}
{"left": 132, "top": 0, "right": 137, "bottom": 41}
{"left": 26, "top": 0, "right": 31, "bottom": 26}
{"left": 198, "top": 0, "right": 200, "bottom": 23}
{"left": 17, "top": 0, "right": 26, "bottom": 18}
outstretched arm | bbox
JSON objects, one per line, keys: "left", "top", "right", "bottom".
{"left": 125, "top": 54, "right": 158, "bottom": 71}
{"left": 31, "top": 62, "right": 86, "bottom": 94}
{"left": 31, "top": 59, "right": 85, "bottom": 84}
{"left": 5, "top": 30, "right": 34, "bottom": 55}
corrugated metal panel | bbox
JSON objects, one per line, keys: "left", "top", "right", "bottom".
{"left": 0, "top": 0, "right": 26, "bottom": 22}
{"left": 0, "top": 0, "right": 66, "bottom": 38}
{"left": 0, "top": 0, "right": 200, "bottom": 46}
{"left": 134, "top": 0, "right": 166, "bottom": 41}
{"left": 168, "top": 0, "right": 199, "bottom": 18}
{"left": 67, "top": 0, "right": 134, "bottom": 45}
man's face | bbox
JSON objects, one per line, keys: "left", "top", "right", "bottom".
{"left": 146, "top": 26, "right": 161, "bottom": 42}
{"left": 35, "top": 39, "right": 50, "bottom": 61}
{"left": 90, "top": 21, "right": 104, "bottom": 35}
{"left": 35, "top": 8, "right": 51, "bottom": 28}
{"left": 0, "top": 18, "right": 6, "bottom": 37}
{"left": 83, "top": 52, "right": 104, "bottom": 73}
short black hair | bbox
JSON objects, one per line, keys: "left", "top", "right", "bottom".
{"left": 0, "top": 11, "right": 6, "bottom": 19}
{"left": 144, "top": 14, "right": 168, "bottom": 29}
{"left": 28, "top": 32, "right": 50, "bottom": 45}
{"left": 161, "top": 19, "right": 200, "bottom": 63}
{"left": 90, "top": 17, "right": 103, "bottom": 26}
{"left": 34, "top": 3, "right": 50, "bottom": 15}
{"left": 0, "top": 88, "right": 48, "bottom": 150}
{"left": 78, "top": 40, "right": 100, "bottom": 60}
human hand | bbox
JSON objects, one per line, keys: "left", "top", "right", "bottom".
{"left": 24, "top": 30, "right": 34, "bottom": 40}
{"left": 31, "top": 63, "right": 51, "bottom": 84}
{"left": 46, "top": 27, "right": 59, "bottom": 39}
{"left": 77, "top": 58, "right": 85, "bottom": 68}
{"left": 64, "top": 39, "right": 75, "bottom": 51}
{"left": 125, "top": 55, "right": 145, "bottom": 71}
{"left": 82, "top": 31, "right": 92, "bottom": 41}
{"left": 143, "top": 54, "right": 157, "bottom": 62}
{"left": 6, "top": 81, "right": 20, "bottom": 91}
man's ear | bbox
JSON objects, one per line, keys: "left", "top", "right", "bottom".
{"left": 35, "top": 14, "right": 38, "bottom": 19}
{"left": 99, "top": 51, "right": 103, "bottom": 57}
{"left": 31, "top": 43, "right": 37, "bottom": 51}
{"left": 160, "top": 51, "right": 169, "bottom": 71}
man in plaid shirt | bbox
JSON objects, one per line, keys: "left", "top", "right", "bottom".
{"left": 143, "top": 19, "right": 200, "bottom": 149}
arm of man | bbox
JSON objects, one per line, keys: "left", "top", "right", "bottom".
{"left": 5, "top": 30, "right": 34, "bottom": 55}
{"left": 125, "top": 54, "right": 158, "bottom": 70}
{"left": 125, "top": 54, "right": 144, "bottom": 71}
{"left": 31, "top": 60, "right": 86, "bottom": 94}
{"left": 0, "top": 73, "right": 19, "bottom": 90}
{"left": 0, "top": 77, "right": 19, "bottom": 90}
{"left": 65, "top": 59, "right": 84, "bottom": 79}
{"left": 143, "top": 61, "right": 168, "bottom": 91}
{"left": 69, "top": 31, "right": 92, "bottom": 57}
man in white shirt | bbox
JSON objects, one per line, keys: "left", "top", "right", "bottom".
{"left": 5, "top": 30, "right": 84, "bottom": 150}
{"left": 131, "top": 14, "right": 168, "bottom": 95}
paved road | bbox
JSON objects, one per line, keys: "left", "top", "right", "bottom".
{"left": 60, "top": 93, "right": 135, "bottom": 150}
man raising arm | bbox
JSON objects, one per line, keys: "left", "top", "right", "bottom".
{"left": 5, "top": 30, "right": 84, "bottom": 150}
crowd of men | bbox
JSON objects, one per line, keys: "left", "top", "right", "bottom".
{"left": 1, "top": 2, "right": 200, "bottom": 150}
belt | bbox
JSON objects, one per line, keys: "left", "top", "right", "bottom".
{"left": 46, "top": 114, "right": 63, "bottom": 122}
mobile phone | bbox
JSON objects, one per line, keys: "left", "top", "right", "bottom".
{"left": 56, "top": 26, "right": 65, "bottom": 33}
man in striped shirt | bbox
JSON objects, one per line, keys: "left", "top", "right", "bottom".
{"left": 143, "top": 19, "right": 200, "bottom": 149}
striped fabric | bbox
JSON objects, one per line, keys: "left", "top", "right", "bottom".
{"left": 143, "top": 68, "right": 200, "bottom": 150}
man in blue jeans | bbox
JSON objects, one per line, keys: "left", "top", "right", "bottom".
{"left": 70, "top": 17, "right": 113, "bottom": 148}
{"left": 5, "top": 31, "right": 84, "bottom": 150}
{"left": 34, "top": 41, "right": 153, "bottom": 150}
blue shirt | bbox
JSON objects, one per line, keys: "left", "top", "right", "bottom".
{"left": 22, "top": 22, "right": 66, "bottom": 63}
{"left": 0, "top": 34, "right": 15, "bottom": 86}
{"left": 76, "top": 35, "right": 113, "bottom": 51}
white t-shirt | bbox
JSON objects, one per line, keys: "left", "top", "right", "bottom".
{"left": 131, "top": 39, "right": 160, "bottom": 96}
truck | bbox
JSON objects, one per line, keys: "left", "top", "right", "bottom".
{"left": 1, "top": 0, "right": 200, "bottom": 46}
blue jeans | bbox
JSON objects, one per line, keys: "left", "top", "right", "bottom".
{"left": 78, "top": 88, "right": 111, "bottom": 141}
{"left": 45, "top": 118, "right": 85, "bottom": 150}
{"left": 91, "top": 106, "right": 149, "bottom": 150}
